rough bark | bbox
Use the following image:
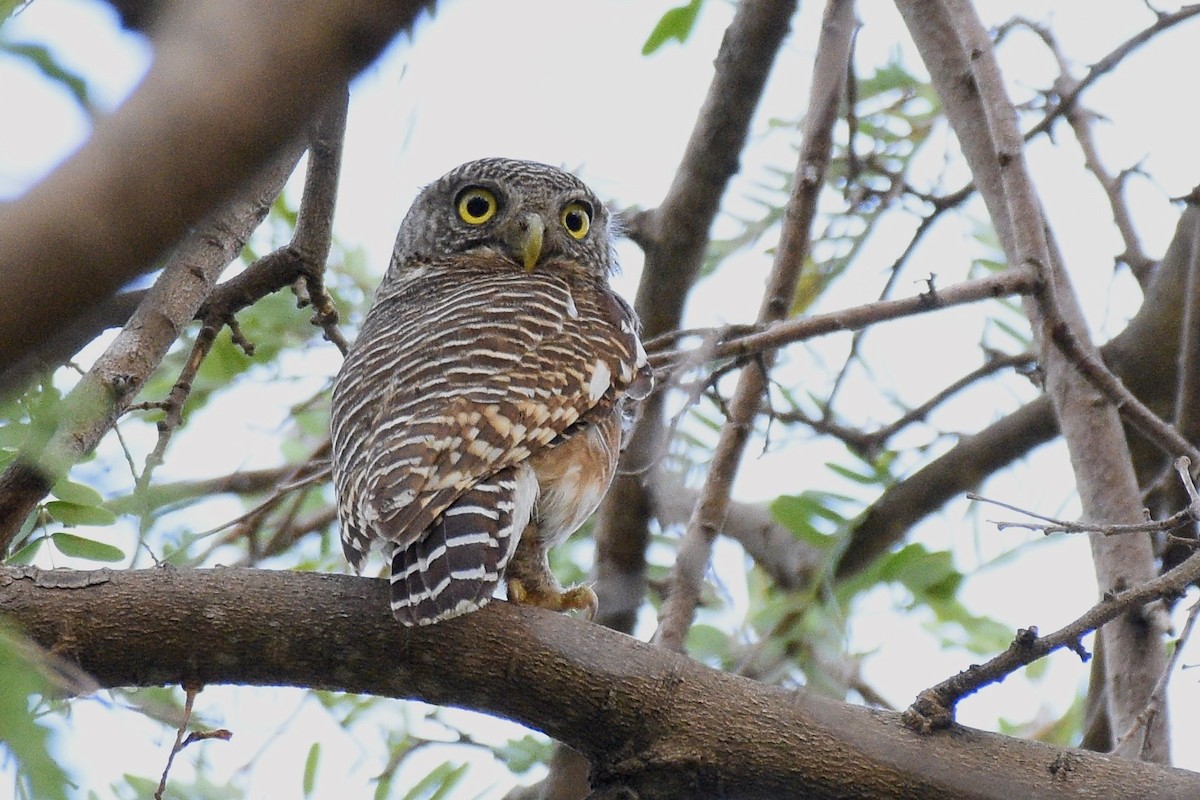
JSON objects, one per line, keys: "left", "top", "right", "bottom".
{"left": 896, "top": 0, "right": 1168, "bottom": 759}
{"left": 1, "top": 565, "right": 1196, "bottom": 800}
{"left": 0, "top": 0, "right": 433, "bottom": 373}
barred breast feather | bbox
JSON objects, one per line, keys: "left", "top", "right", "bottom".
{"left": 330, "top": 254, "right": 648, "bottom": 625}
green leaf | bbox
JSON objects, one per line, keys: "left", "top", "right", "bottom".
{"left": 770, "top": 495, "right": 837, "bottom": 550}
{"left": 50, "top": 479, "right": 105, "bottom": 507}
{"left": 45, "top": 500, "right": 118, "bottom": 527}
{"left": 1, "top": 1, "right": 25, "bottom": 26}
{"left": 494, "top": 734, "right": 553, "bottom": 775}
{"left": 0, "top": 422, "right": 30, "bottom": 447}
{"left": 6, "top": 534, "right": 46, "bottom": 565}
{"left": 50, "top": 532, "right": 125, "bottom": 562}
{"left": 825, "top": 461, "right": 885, "bottom": 487}
{"left": 120, "top": 775, "right": 162, "bottom": 796}
{"left": 856, "top": 62, "right": 922, "bottom": 100}
{"left": 686, "top": 623, "right": 733, "bottom": 665}
{"left": 302, "top": 741, "right": 320, "bottom": 797}
{"left": 642, "top": 0, "right": 703, "bottom": 55}
{"left": 0, "top": 41, "right": 91, "bottom": 109}
{"left": 399, "top": 761, "right": 468, "bottom": 800}
{"left": 0, "top": 626, "right": 72, "bottom": 800}
{"left": 878, "top": 544, "right": 960, "bottom": 598}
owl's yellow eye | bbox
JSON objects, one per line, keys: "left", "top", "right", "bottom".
{"left": 561, "top": 202, "right": 591, "bottom": 240}
{"left": 456, "top": 187, "right": 498, "bottom": 225}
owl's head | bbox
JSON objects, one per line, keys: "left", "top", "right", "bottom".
{"left": 390, "top": 158, "right": 617, "bottom": 278}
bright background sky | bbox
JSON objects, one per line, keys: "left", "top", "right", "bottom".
{"left": 3, "top": 0, "right": 1200, "bottom": 797}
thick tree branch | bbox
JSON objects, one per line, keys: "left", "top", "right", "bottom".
{"left": 1, "top": 566, "right": 1197, "bottom": 799}
{"left": 0, "top": 290, "right": 145, "bottom": 399}
{"left": 0, "top": 0, "right": 432, "bottom": 374}
{"left": 0, "top": 144, "right": 304, "bottom": 554}
{"left": 898, "top": 0, "right": 1168, "bottom": 758}
{"left": 1173, "top": 205, "right": 1200, "bottom": 446}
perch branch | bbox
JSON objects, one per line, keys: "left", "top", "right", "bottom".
{"left": 3, "top": 565, "right": 1198, "bottom": 799}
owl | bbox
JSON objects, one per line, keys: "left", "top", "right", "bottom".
{"left": 331, "top": 158, "right": 653, "bottom": 626}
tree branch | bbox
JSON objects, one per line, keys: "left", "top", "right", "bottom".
{"left": 898, "top": 0, "right": 1169, "bottom": 758}
{"left": 837, "top": 202, "right": 1200, "bottom": 579}
{"left": 0, "top": 143, "right": 304, "bottom": 553}
{"left": 905, "top": 519, "right": 1200, "bottom": 735}
{"left": 2, "top": 565, "right": 1197, "bottom": 800}
{"left": 648, "top": 267, "right": 1037, "bottom": 369}
{"left": 0, "top": 0, "right": 432, "bottom": 373}
{"left": 654, "top": 0, "right": 855, "bottom": 653}
{"left": 593, "top": 0, "right": 800, "bottom": 637}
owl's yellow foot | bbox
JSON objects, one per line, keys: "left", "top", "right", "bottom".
{"left": 508, "top": 578, "right": 598, "bottom": 620}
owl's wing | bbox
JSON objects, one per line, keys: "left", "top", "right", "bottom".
{"left": 332, "top": 260, "right": 647, "bottom": 563}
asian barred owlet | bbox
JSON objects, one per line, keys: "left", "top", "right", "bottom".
{"left": 331, "top": 158, "right": 652, "bottom": 626}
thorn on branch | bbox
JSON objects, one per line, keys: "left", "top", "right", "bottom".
{"left": 1066, "top": 637, "right": 1091, "bottom": 662}
{"left": 225, "top": 316, "right": 256, "bottom": 357}
{"left": 918, "top": 274, "right": 938, "bottom": 308}
{"left": 1015, "top": 626, "right": 1039, "bottom": 648}
{"left": 902, "top": 688, "right": 955, "bottom": 733}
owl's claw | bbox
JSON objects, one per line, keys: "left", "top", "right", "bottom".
{"left": 508, "top": 578, "right": 598, "bottom": 620}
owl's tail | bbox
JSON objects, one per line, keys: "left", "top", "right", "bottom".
{"left": 388, "top": 465, "right": 536, "bottom": 626}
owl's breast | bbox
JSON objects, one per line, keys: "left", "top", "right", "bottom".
{"left": 527, "top": 411, "right": 622, "bottom": 545}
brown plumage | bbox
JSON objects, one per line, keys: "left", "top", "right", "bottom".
{"left": 331, "top": 158, "right": 652, "bottom": 626}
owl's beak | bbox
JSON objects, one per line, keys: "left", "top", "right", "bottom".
{"left": 516, "top": 213, "right": 545, "bottom": 272}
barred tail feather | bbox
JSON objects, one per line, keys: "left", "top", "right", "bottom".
{"left": 388, "top": 466, "right": 536, "bottom": 626}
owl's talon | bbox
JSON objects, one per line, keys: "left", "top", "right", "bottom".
{"left": 562, "top": 584, "right": 598, "bottom": 620}
{"left": 507, "top": 578, "right": 597, "bottom": 620}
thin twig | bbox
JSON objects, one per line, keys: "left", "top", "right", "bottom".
{"left": 825, "top": 188, "right": 974, "bottom": 412}
{"left": 905, "top": 545, "right": 1200, "bottom": 732}
{"left": 781, "top": 351, "right": 1032, "bottom": 458}
{"left": 154, "top": 684, "right": 232, "bottom": 800}
{"left": 970, "top": 457, "right": 1200, "bottom": 536}
{"left": 909, "top": 458, "right": 1200, "bottom": 733}
{"left": 1021, "top": 4, "right": 1200, "bottom": 144}
{"left": 293, "top": 86, "right": 351, "bottom": 356}
{"left": 134, "top": 321, "right": 220, "bottom": 494}
{"left": 649, "top": 267, "right": 1037, "bottom": 370}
